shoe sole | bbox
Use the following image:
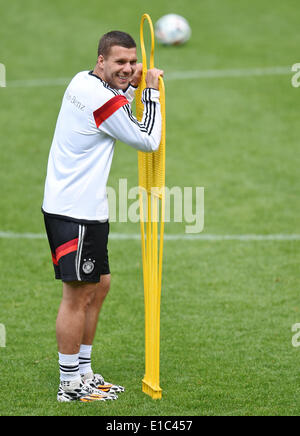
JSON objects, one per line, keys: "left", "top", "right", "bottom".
{"left": 57, "top": 393, "right": 117, "bottom": 402}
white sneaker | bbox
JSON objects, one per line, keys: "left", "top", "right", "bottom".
{"left": 57, "top": 378, "right": 117, "bottom": 402}
{"left": 82, "top": 372, "right": 125, "bottom": 394}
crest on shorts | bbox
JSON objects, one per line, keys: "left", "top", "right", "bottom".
{"left": 82, "top": 259, "right": 95, "bottom": 274}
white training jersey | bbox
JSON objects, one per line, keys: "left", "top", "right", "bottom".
{"left": 42, "top": 70, "right": 161, "bottom": 222}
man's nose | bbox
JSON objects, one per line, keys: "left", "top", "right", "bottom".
{"left": 122, "top": 63, "right": 132, "bottom": 74}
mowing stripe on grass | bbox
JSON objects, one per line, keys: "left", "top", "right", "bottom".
{"left": 0, "top": 230, "right": 299, "bottom": 241}
{"left": 166, "top": 66, "right": 291, "bottom": 80}
{"left": 6, "top": 66, "right": 292, "bottom": 88}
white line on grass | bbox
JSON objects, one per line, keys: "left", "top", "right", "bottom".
{"left": 0, "top": 230, "right": 299, "bottom": 241}
{"left": 166, "top": 66, "right": 291, "bottom": 80}
{"left": 6, "top": 66, "right": 291, "bottom": 88}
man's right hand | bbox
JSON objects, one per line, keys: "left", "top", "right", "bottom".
{"left": 146, "top": 68, "right": 164, "bottom": 90}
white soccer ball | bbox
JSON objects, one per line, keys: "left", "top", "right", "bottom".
{"left": 155, "top": 14, "right": 191, "bottom": 46}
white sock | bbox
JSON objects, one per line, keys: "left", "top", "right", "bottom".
{"left": 79, "top": 344, "right": 93, "bottom": 377}
{"left": 58, "top": 352, "right": 80, "bottom": 383}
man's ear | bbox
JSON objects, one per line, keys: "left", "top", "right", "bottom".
{"left": 97, "top": 55, "right": 105, "bottom": 68}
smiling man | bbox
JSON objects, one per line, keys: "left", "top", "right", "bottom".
{"left": 42, "top": 31, "right": 163, "bottom": 402}
{"left": 95, "top": 36, "right": 138, "bottom": 90}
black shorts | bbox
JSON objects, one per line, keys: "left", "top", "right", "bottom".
{"left": 43, "top": 213, "right": 110, "bottom": 283}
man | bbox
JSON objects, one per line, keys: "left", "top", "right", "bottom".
{"left": 42, "top": 31, "right": 163, "bottom": 402}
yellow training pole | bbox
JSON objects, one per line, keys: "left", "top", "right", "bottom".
{"left": 136, "top": 13, "right": 166, "bottom": 400}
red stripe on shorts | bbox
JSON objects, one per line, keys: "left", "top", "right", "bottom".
{"left": 93, "top": 95, "right": 129, "bottom": 128}
{"left": 52, "top": 252, "right": 58, "bottom": 266}
{"left": 52, "top": 238, "right": 79, "bottom": 264}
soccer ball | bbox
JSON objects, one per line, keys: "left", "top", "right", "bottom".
{"left": 155, "top": 14, "right": 191, "bottom": 46}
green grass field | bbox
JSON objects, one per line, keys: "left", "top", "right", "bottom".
{"left": 1, "top": 0, "right": 300, "bottom": 416}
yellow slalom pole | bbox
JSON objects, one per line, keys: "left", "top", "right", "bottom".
{"left": 136, "top": 13, "right": 166, "bottom": 400}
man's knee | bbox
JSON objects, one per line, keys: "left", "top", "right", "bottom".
{"left": 91, "top": 274, "right": 111, "bottom": 303}
{"left": 62, "top": 281, "right": 97, "bottom": 310}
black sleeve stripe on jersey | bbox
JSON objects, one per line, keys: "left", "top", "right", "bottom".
{"left": 140, "top": 98, "right": 154, "bottom": 136}
{"left": 143, "top": 90, "right": 151, "bottom": 131}
{"left": 122, "top": 87, "right": 156, "bottom": 136}
{"left": 104, "top": 85, "right": 157, "bottom": 137}
{"left": 122, "top": 101, "right": 151, "bottom": 134}
{"left": 144, "top": 100, "right": 155, "bottom": 136}
{"left": 144, "top": 92, "right": 155, "bottom": 134}
{"left": 148, "top": 102, "right": 156, "bottom": 136}
{"left": 142, "top": 92, "right": 157, "bottom": 136}
{"left": 101, "top": 81, "right": 149, "bottom": 134}
{"left": 145, "top": 101, "right": 153, "bottom": 132}
{"left": 143, "top": 100, "right": 150, "bottom": 131}
{"left": 122, "top": 103, "right": 148, "bottom": 133}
